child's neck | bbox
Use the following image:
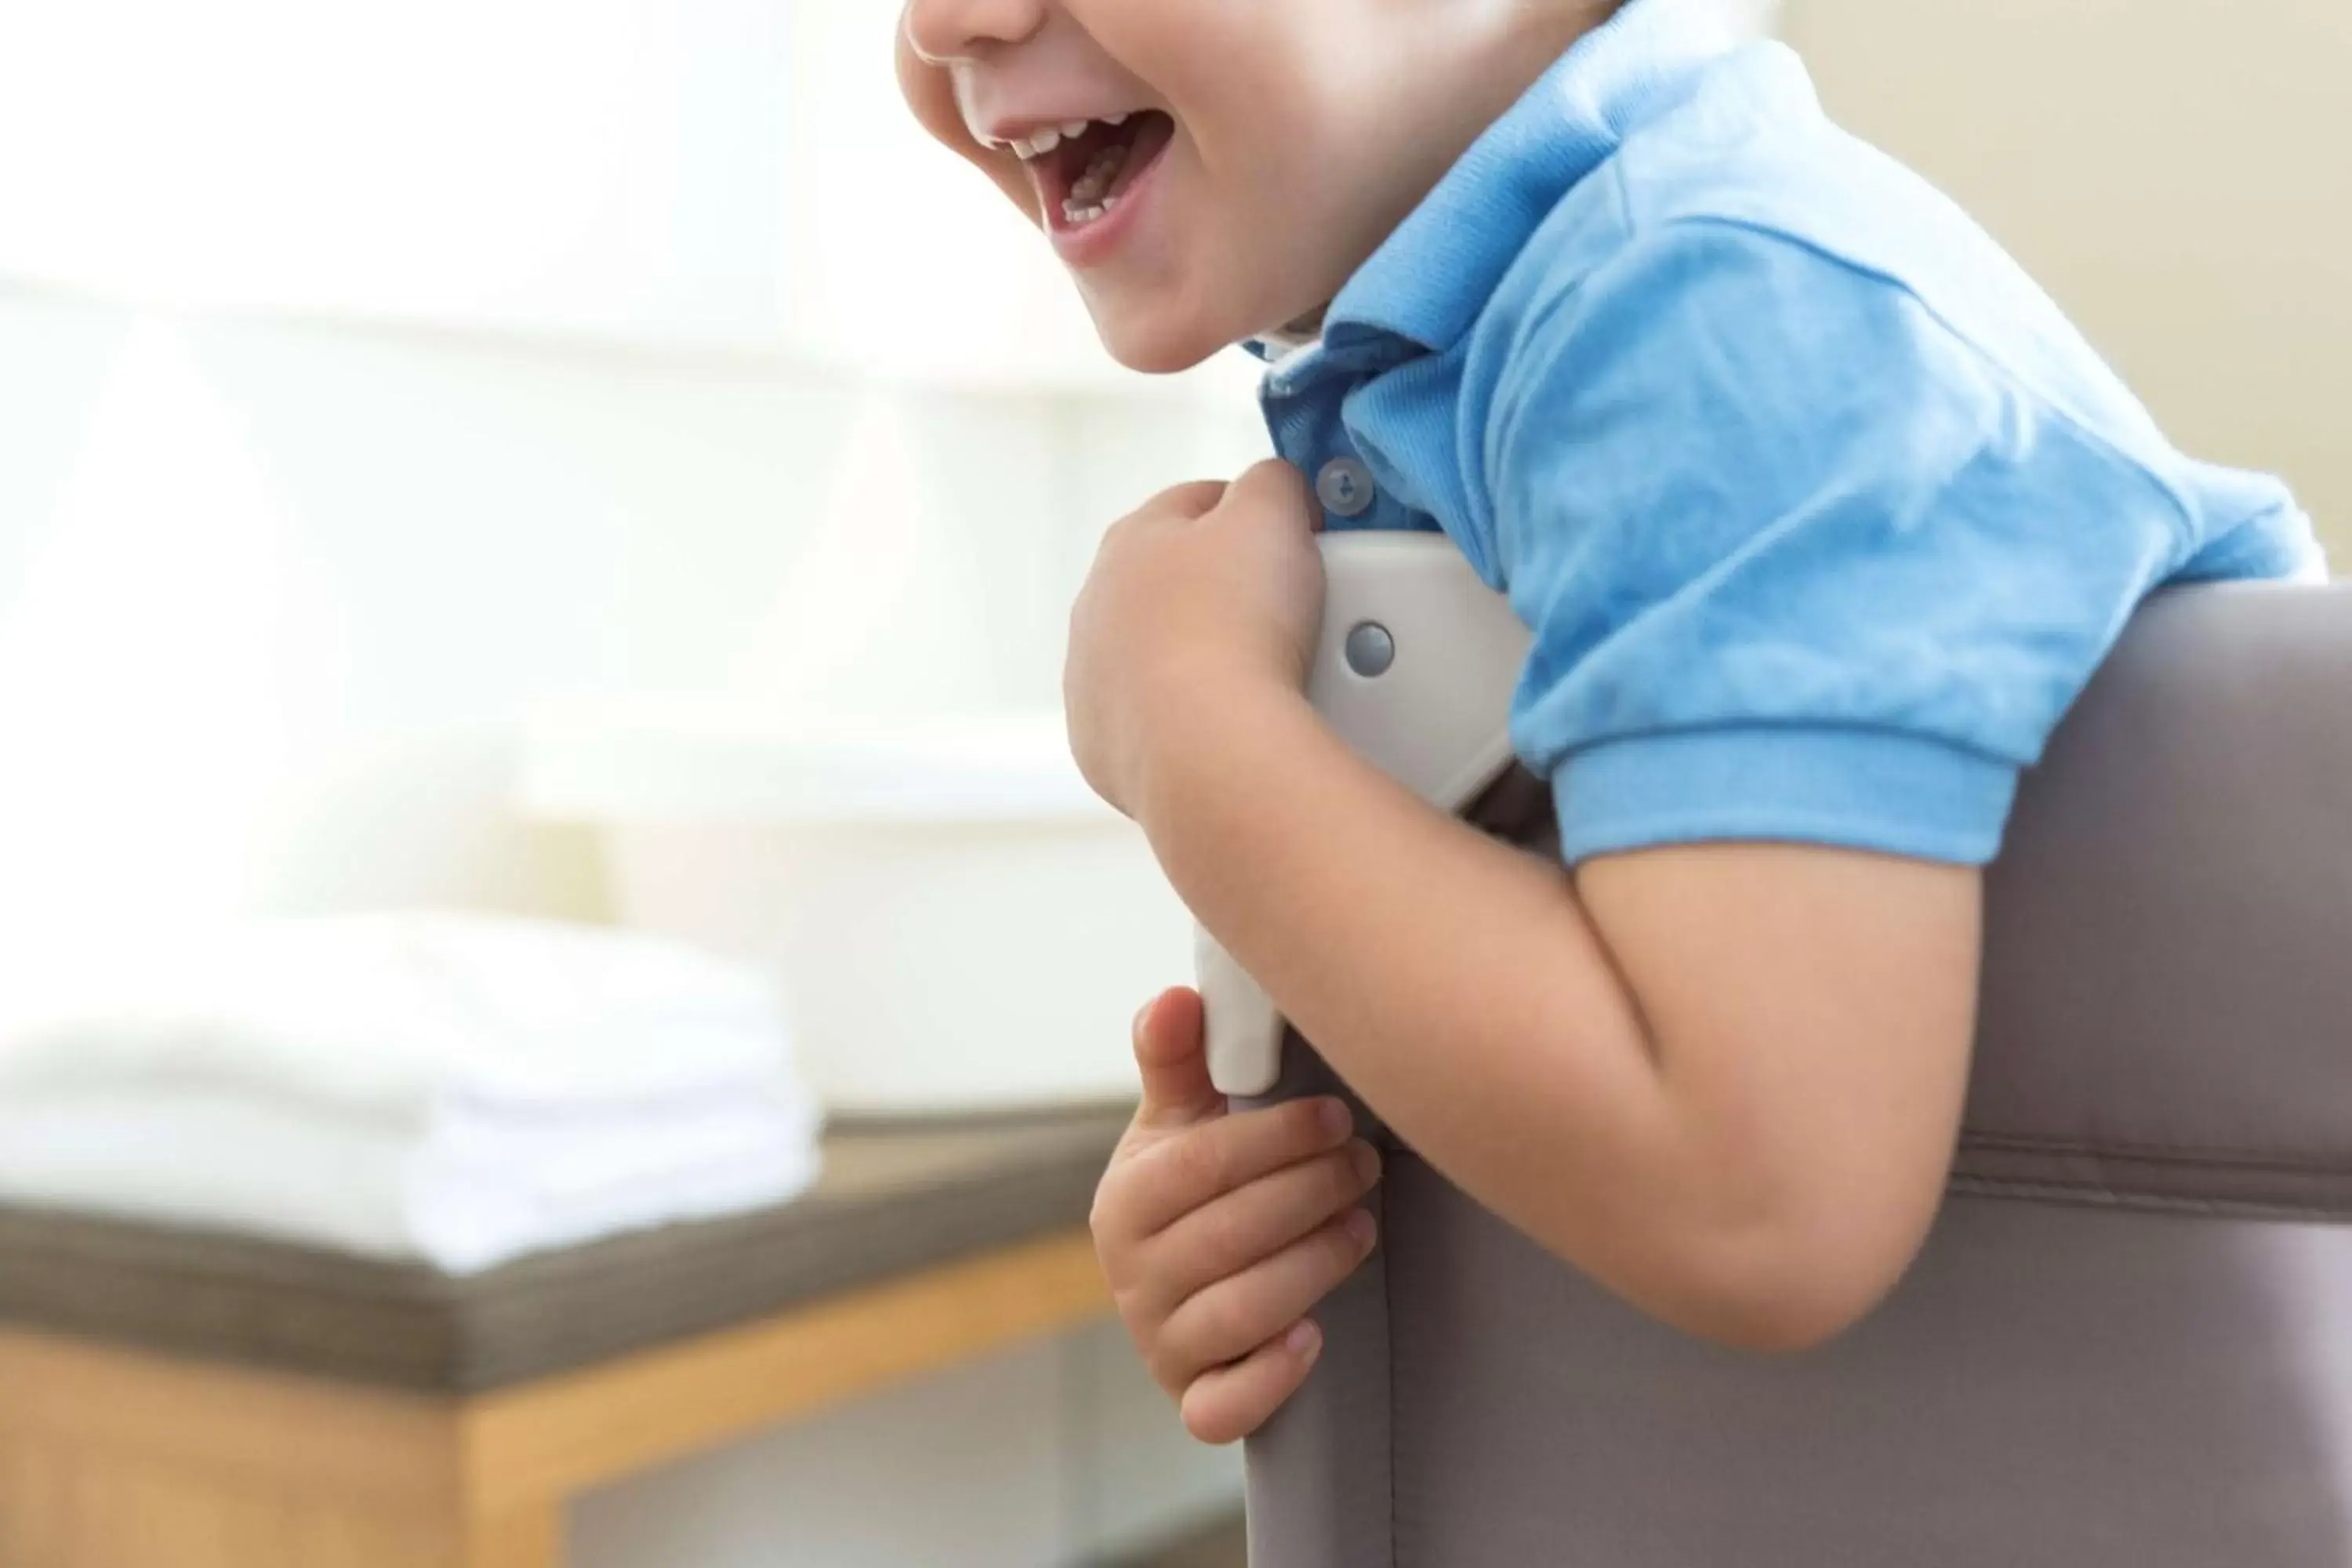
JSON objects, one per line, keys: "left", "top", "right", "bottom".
{"left": 1269, "top": 2, "right": 1622, "bottom": 350}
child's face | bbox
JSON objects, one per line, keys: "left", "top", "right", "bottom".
{"left": 899, "top": 0, "right": 1583, "bottom": 372}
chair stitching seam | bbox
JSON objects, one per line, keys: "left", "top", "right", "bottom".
{"left": 1961, "top": 1130, "right": 2352, "bottom": 1176}
{"left": 1951, "top": 1174, "right": 2352, "bottom": 1222}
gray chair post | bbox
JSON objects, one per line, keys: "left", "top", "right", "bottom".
{"left": 1244, "top": 582, "right": 2352, "bottom": 1566}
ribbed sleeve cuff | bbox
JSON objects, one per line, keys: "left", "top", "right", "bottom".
{"left": 1552, "top": 724, "right": 2019, "bottom": 866}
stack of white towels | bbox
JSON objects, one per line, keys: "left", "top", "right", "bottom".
{"left": 0, "top": 914, "right": 821, "bottom": 1273}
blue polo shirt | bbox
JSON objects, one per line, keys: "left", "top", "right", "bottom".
{"left": 1253, "top": 0, "right": 2326, "bottom": 866}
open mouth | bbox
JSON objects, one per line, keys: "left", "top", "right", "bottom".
{"left": 1027, "top": 111, "right": 1176, "bottom": 232}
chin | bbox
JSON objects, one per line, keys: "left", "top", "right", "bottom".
{"left": 1093, "top": 317, "right": 1223, "bottom": 376}
{"left": 1082, "top": 290, "right": 1254, "bottom": 376}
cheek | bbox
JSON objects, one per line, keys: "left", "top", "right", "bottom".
{"left": 1197, "top": 131, "right": 1367, "bottom": 298}
{"left": 1223, "top": 80, "right": 1428, "bottom": 298}
{"left": 1169, "top": 44, "right": 1356, "bottom": 220}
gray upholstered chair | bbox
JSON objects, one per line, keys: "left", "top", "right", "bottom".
{"left": 1243, "top": 580, "right": 2352, "bottom": 1566}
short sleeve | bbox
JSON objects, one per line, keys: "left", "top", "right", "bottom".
{"left": 1482, "top": 218, "right": 2185, "bottom": 866}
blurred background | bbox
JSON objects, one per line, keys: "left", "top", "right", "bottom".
{"left": 0, "top": 2, "right": 2343, "bottom": 1566}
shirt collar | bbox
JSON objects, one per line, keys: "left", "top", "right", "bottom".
{"left": 1258, "top": 0, "right": 1757, "bottom": 362}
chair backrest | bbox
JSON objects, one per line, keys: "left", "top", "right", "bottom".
{"left": 1243, "top": 581, "right": 2352, "bottom": 1566}
{"left": 1967, "top": 581, "right": 2352, "bottom": 1212}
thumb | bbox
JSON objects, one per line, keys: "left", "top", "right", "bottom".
{"left": 1131, "top": 988, "right": 1224, "bottom": 1129}
{"left": 1150, "top": 478, "right": 1234, "bottom": 524}
{"left": 1222, "top": 459, "right": 1323, "bottom": 535}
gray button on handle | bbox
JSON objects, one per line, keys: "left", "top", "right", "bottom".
{"left": 1198, "top": 532, "right": 1535, "bottom": 1097}
{"left": 1345, "top": 621, "right": 1396, "bottom": 678}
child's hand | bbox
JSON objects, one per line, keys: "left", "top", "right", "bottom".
{"left": 1091, "top": 988, "right": 1381, "bottom": 1445}
{"left": 1065, "top": 461, "right": 1325, "bottom": 818}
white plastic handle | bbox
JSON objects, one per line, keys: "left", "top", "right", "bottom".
{"left": 1195, "top": 532, "right": 1534, "bottom": 1097}
{"left": 1197, "top": 926, "right": 1284, "bottom": 1098}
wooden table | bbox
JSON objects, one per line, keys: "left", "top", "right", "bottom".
{"left": 0, "top": 1110, "right": 1127, "bottom": 1568}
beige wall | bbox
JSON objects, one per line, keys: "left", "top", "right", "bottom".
{"left": 1785, "top": 0, "right": 2351, "bottom": 562}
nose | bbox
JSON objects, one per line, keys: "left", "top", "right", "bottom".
{"left": 901, "top": 0, "right": 1050, "bottom": 64}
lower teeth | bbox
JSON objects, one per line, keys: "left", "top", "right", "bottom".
{"left": 1068, "top": 145, "right": 1127, "bottom": 203}
{"left": 1062, "top": 142, "right": 1134, "bottom": 227}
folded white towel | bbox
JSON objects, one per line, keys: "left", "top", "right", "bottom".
{"left": 0, "top": 913, "right": 821, "bottom": 1272}
{"left": 0, "top": 912, "right": 796, "bottom": 1116}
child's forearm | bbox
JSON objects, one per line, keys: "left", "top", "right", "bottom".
{"left": 1131, "top": 677, "right": 1972, "bottom": 1349}
{"left": 1132, "top": 681, "right": 1712, "bottom": 1323}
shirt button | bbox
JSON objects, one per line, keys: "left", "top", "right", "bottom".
{"left": 1316, "top": 456, "right": 1376, "bottom": 518}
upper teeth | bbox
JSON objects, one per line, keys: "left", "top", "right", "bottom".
{"left": 1004, "top": 114, "right": 1134, "bottom": 162}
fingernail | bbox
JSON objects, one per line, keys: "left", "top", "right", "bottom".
{"left": 1349, "top": 1141, "right": 1381, "bottom": 1186}
{"left": 1286, "top": 1320, "right": 1322, "bottom": 1359}
{"left": 1134, "top": 997, "right": 1156, "bottom": 1039}
{"left": 1317, "top": 1098, "right": 1352, "bottom": 1141}
{"left": 1345, "top": 1208, "right": 1377, "bottom": 1250}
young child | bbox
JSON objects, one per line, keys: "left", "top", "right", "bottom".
{"left": 898, "top": 0, "right": 2327, "bottom": 1444}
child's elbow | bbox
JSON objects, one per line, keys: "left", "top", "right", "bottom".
{"left": 1650, "top": 1208, "right": 1930, "bottom": 1356}
{"left": 1677, "top": 1272, "right": 1886, "bottom": 1356}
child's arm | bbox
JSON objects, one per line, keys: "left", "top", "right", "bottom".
{"left": 1069, "top": 463, "right": 1976, "bottom": 1352}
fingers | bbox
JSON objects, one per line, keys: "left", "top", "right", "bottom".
{"left": 1155, "top": 1209, "right": 1377, "bottom": 1381}
{"left": 1129, "top": 989, "right": 1221, "bottom": 1131}
{"left": 1132, "top": 468, "right": 1304, "bottom": 534}
{"left": 1139, "top": 1141, "right": 1381, "bottom": 1308}
{"left": 1147, "top": 479, "right": 1232, "bottom": 522}
{"left": 1178, "top": 1320, "right": 1324, "bottom": 1446}
{"left": 1102, "top": 1095, "right": 1356, "bottom": 1243}
{"left": 1221, "top": 458, "right": 1320, "bottom": 534}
